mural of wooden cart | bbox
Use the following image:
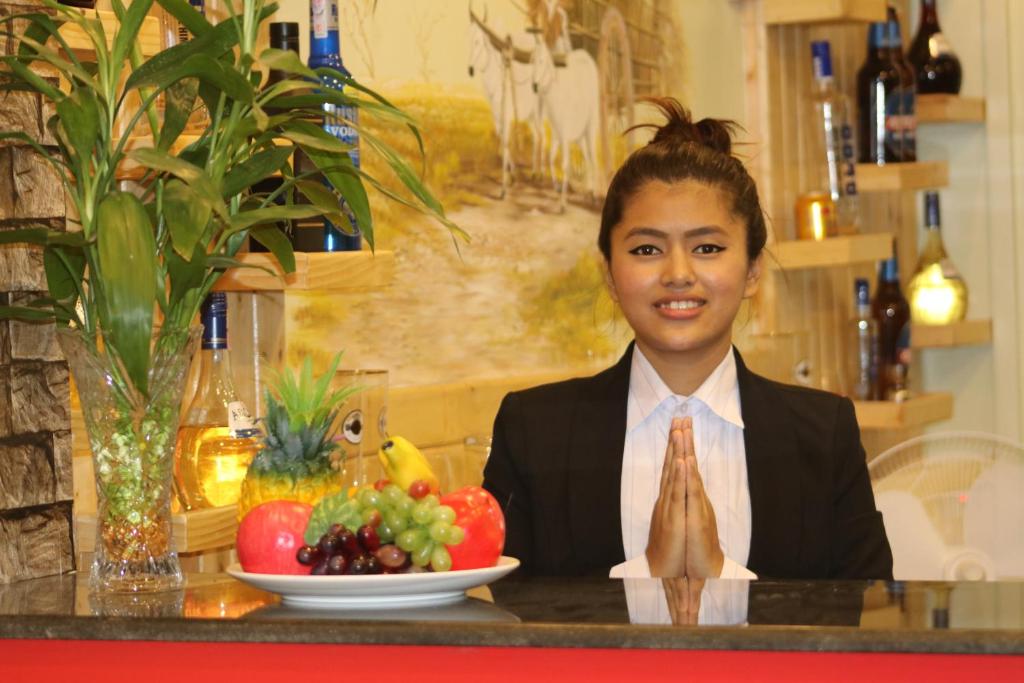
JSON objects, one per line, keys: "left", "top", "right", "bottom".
{"left": 470, "top": 0, "right": 673, "bottom": 195}
{"left": 562, "top": 0, "right": 674, "bottom": 179}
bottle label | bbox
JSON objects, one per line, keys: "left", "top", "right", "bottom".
{"left": 929, "top": 33, "right": 954, "bottom": 57}
{"left": 840, "top": 123, "right": 858, "bottom": 196}
{"left": 228, "top": 401, "right": 259, "bottom": 437}
{"left": 884, "top": 89, "right": 902, "bottom": 159}
{"left": 311, "top": 0, "right": 338, "bottom": 40}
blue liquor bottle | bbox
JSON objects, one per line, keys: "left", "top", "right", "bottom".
{"left": 309, "top": 0, "right": 362, "bottom": 251}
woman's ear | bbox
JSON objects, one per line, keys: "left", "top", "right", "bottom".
{"left": 743, "top": 253, "right": 762, "bottom": 299}
{"left": 603, "top": 259, "right": 618, "bottom": 303}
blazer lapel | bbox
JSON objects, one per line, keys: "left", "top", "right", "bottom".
{"left": 736, "top": 350, "right": 804, "bottom": 577}
{"left": 566, "top": 343, "right": 632, "bottom": 573}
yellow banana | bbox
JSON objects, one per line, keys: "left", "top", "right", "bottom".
{"left": 378, "top": 435, "right": 441, "bottom": 493}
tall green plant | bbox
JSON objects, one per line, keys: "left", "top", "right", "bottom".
{"left": 0, "top": 0, "right": 463, "bottom": 398}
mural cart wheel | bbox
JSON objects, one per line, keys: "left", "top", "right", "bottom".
{"left": 597, "top": 6, "right": 635, "bottom": 185}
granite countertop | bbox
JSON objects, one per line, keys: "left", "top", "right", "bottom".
{"left": 1, "top": 571, "right": 1022, "bottom": 654}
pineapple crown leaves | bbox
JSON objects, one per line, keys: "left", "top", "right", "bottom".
{"left": 254, "top": 392, "right": 341, "bottom": 479}
{"left": 266, "top": 351, "right": 361, "bottom": 433}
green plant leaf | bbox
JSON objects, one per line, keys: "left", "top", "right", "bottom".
{"left": 110, "top": 0, "right": 154, "bottom": 72}
{"left": 279, "top": 127, "right": 351, "bottom": 155}
{"left": 125, "top": 16, "right": 238, "bottom": 92}
{"left": 0, "top": 306, "right": 55, "bottom": 322}
{"left": 289, "top": 122, "right": 372, "bottom": 248}
{"left": 0, "top": 227, "right": 87, "bottom": 247}
{"left": 248, "top": 225, "right": 296, "bottom": 274}
{"left": 42, "top": 245, "right": 85, "bottom": 301}
{"left": 128, "top": 146, "right": 204, "bottom": 182}
{"left": 258, "top": 48, "right": 317, "bottom": 81}
{"left": 55, "top": 88, "right": 99, "bottom": 169}
{"left": 0, "top": 56, "right": 62, "bottom": 100}
{"left": 128, "top": 53, "right": 254, "bottom": 103}
{"left": 165, "top": 241, "right": 206, "bottom": 310}
{"left": 96, "top": 192, "right": 157, "bottom": 395}
{"left": 227, "top": 205, "right": 323, "bottom": 233}
{"left": 159, "top": 78, "right": 198, "bottom": 151}
{"left": 205, "top": 255, "right": 276, "bottom": 277}
{"left": 162, "top": 179, "right": 211, "bottom": 260}
{"left": 222, "top": 144, "right": 293, "bottom": 198}
{"left": 154, "top": 0, "right": 213, "bottom": 38}
{"left": 293, "top": 179, "right": 345, "bottom": 225}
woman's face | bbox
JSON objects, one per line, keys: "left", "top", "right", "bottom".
{"left": 605, "top": 179, "right": 761, "bottom": 365}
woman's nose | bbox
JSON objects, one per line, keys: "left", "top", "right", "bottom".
{"left": 661, "top": 247, "right": 695, "bottom": 287}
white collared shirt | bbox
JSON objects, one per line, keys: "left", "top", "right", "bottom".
{"left": 610, "top": 345, "right": 757, "bottom": 581}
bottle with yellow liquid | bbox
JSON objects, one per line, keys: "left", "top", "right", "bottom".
{"left": 174, "top": 293, "right": 261, "bottom": 510}
{"left": 907, "top": 191, "right": 968, "bottom": 324}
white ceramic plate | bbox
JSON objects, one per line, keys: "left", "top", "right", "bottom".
{"left": 226, "top": 556, "right": 520, "bottom": 609}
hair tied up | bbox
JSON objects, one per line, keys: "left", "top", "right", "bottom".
{"left": 631, "top": 96, "right": 739, "bottom": 158}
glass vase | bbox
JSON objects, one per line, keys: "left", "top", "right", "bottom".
{"left": 58, "top": 326, "right": 201, "bottom": 593}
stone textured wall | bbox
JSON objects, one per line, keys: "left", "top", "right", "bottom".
{"left": 0, "top": 0, "right": 75, "bottom": 583}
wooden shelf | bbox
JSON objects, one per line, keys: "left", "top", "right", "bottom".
{"left": 768, "top": 233, "right": 893, "bottom": 271}
{"left": 763, "top": 0, "right": 886, "bottom": 25}
{"left": 213, "top": 251, "right": 395, "bottom": 292}
{"left": 57, "top": 9, "right": 162, "bottom": 60}
{"left": 856, "top": 161, "right": 949, "bottom": 192}
{"left": 853, "top": 393, "right": 953, "bottom": 430}
{"left": 917, "top": 95, "right": 986, "bottom": 124}
{"left": 911, "top": 319, "right": 993, "bottom": 349}
{"left": 75, "top": 505, "right": 238, "bottom": 555}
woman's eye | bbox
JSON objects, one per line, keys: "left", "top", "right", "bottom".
{"left": 693, "top": 244, "right": 724, "bottom": 255}
{"left": 628, "top": 244, "right": 660, "bottom": 256}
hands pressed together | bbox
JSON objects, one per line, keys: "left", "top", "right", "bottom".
{"left": 645, "top": 417, "right": 725, "bottom": 578}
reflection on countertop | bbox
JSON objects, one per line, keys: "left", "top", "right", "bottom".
{"left": 1, "top": 571, "right": 1022, "bottom": 654}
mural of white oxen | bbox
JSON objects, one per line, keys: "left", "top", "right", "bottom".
{"left": 530, "top": 35, "right": 600, "bottom": 211}
{"left": 468, "top": 7, "right": 547, "bottom": 199}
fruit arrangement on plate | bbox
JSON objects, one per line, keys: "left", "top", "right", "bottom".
{"left": 233, "top": 355, "right": 505, "bottom": 578}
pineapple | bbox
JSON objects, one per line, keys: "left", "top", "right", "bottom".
{"left": 238, "top": 353, "right": 359, "bottom": 520}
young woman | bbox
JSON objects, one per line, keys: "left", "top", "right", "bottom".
{"left": 482, "top": 99, "right": 893, "bottom": 580}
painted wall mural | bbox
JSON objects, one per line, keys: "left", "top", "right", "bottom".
{"left": 286, "top": 0, "right": 695, "bottom": 386}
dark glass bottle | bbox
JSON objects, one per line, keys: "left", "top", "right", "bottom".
{"left": 249, "top": 22, "right": 302, "bottom": 254}
{"left": 309, "top": 0, "right": 362, "bottom": 252}
{"left": 872, "top": 252, "right": 911, "bottom": 401}
{"left": 908, "top": 0, "right": 962, "bottom": 94}
{"left": 856, "top": 22, "right": 902, "bottom": 164}
{"left": 888, "top": 6, "right": 917, "bottom": 162}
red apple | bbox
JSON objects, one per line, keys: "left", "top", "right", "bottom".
{"left": 441, "top": 486, "right": 505, "bottom": 571}
{"left": 236, "top": 500, "right": 313, "bottom": 575}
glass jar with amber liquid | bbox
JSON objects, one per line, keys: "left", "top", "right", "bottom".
{"left": 174, "top": 293, "right": 261, "bottom": 510}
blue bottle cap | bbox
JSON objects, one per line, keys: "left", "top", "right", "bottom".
{"left": 200, "top": 292, "right": 228, "bottom": 349}
{"left": 924, "top": 191, "right": 941, "bottom": 228}
{"left": 855, "top": 278, "right": 871, "bottom": 306}
{"left": 811, "top": 41, "right": 834, "bottom": 80}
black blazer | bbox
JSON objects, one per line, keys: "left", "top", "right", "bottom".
{"left": 482, "top": 343, "right": 894, "bottom": 580}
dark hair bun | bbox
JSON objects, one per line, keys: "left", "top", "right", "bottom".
{"left": 643, "top": 96, "right": 738, "bottom": 157}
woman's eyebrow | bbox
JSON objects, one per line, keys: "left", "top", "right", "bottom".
{"left": 623, "top": 225, "right": 726, "bottom": 240}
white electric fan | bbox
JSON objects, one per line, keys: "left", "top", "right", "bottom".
{"left": 869, "top": 431, "right": 1024, "bottom": 581}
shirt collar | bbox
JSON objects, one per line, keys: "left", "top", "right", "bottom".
{"left": 627, "top": 345, "right": 745, "bottom": 432}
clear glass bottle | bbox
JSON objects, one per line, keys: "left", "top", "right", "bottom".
{"left": 174, "top": 293, "right": 261, "bottom": 510}
{"left": 807, "top": 40, "right": 859, "bottom": 233}
{"left": 309, "top": 0, "right": 362, "bottom": 251}
{"left": 847, "top": 278, "right": 879, "bottom": 401}
{"left": 907, "top": 191, "right": 968, "bottom": 325}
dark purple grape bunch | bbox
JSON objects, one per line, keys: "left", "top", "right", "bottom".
{"left": 296, "top": 522, "right": 411, "bottom": 575}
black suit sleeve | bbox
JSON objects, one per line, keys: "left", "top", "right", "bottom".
{"left": 829, "top": 397, "right": 894, "bottom": 580}
{"left": 483, "top": 392, "right": 536, "bottom": 574}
